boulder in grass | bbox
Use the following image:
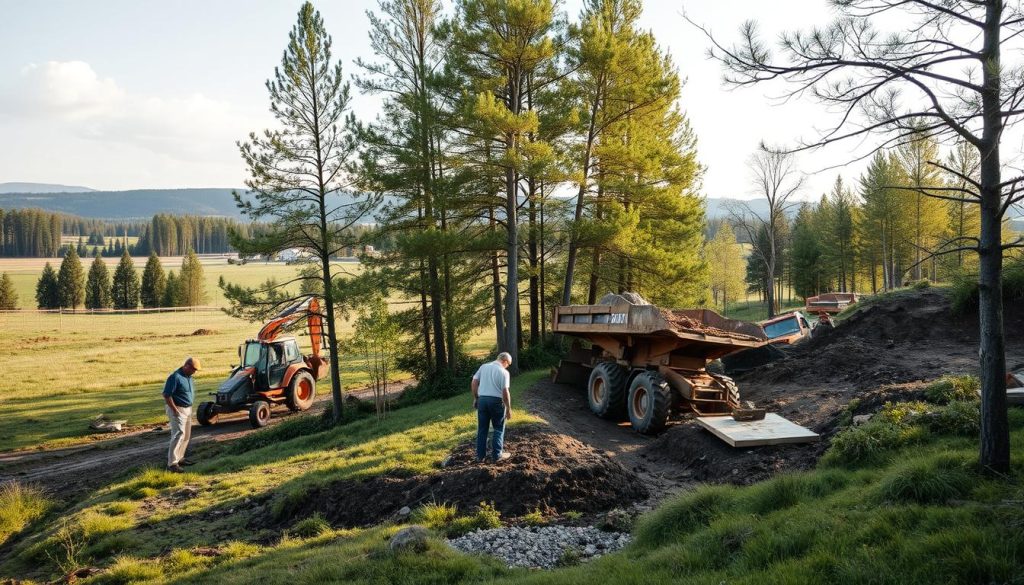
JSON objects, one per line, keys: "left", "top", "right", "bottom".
{"left": 390, "top": 525, "right": 430, "bottom": 553}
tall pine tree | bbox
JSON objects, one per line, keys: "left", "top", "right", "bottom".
{"left": 57, "top": 245, "right": 85, "bottom": 311}
{"left": 112, "top": 249, "right": 140, "bottom": 309}
{"left": 85, "top": 253, "right": 113, "bottom": 309}
{"left": 140, "top": 252, "right": 166, "bottom": 308}
{"left": 35, "top": 262, "right": 59, "bottom": 309}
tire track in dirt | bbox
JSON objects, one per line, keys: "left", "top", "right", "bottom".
{"left": 0, "top": 381, "right": 411, "bottom": 497}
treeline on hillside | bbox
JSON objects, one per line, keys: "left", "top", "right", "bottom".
{"left": 29, "top": 248, "right": 207, "bottom": 310}
{"left": 0, "top": 208, "right": 249, "bottom": 257}
{"left": 705, "top": 134, "right": 1020, "bottom": 311}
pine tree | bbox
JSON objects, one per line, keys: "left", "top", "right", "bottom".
{"left": 821, "top": 176, "right": 859, "bottom": 292}
{"left": 35, "top": 262, "right": 59, "bottom": 309}
{"left": 790, "top": 203, "right": 824, "bottom": 299}
{"left": 140, "top": 252, "right": 166, "bottom": 308}
{"left": 178, "top": 248, "right": 206, "bottom": 307}
{"left": 85, "top": 253, "right": 112, "bottom": 309}
{"left": 163, "top": 270, "right": 181, "bottom": 307}
{"left": 0, "top": 272, "right": 18, "bottom": 310}
{"left": 111, "top": 249, "right": 140, "bottom": 309}
{"left": 898, "top": 129, "right": 948, "bottom": 281}
{"left": 57, "top": 245, "right": 86, "bottom": 310}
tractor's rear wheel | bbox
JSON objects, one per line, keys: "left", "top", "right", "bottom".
{"left": 587, "top": 362, "right": 628, "bottom": 419}
{"left": 248, "top": 400, "right": 272, "bottom": 428}
{"left": 285, "top": 371, "right": 316, "bottom": 412}
{"left": 627, "top": 371, "right": 671, "bottom": 435}
{"left": 197, "top": 401, "right": 218, "bottom": 426}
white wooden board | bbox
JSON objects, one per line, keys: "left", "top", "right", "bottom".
{"left": 696, "top": 413, "right": 819, "bottom": 447}
{"left": 1008, "top": 388, "right": 1024, "bottom": 406}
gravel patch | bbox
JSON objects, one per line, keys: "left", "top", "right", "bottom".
{"left": 448, "top": 525, "right": 631, "bottom": 569}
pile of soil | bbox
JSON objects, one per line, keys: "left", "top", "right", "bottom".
{"left": 190, "top": 328, "right": 219, "bottom": 336}
{"left": 281, "top": 425, "right": 648, "bottom": 528}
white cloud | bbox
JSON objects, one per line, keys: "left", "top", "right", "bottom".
{"left": 0, "top": 61, "right": 268, "bottom": 183}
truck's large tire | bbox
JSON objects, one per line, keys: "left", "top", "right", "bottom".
{"left": 285, "top": 371, "right": 316, "bottom": 412}
{"left": 587, "top": 362, "right": 628, "bottom": 419}
{"left": 249, "top": 400, "right": 272, "bottom": 428}
{"left": 197, "top": 401, "right": 219, "bottom": 426}
{"left": 627, "top": 371, "right": 671, "bottom": 435}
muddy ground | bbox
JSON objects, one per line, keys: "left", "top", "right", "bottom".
{"left": 531, "top": 288, "right": 1024, "bottom": 489}
{"left": 288, "top": 424, "right": 649, "bottom": 528}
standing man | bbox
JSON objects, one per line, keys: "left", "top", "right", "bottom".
{"left": 164, "top": 356, "right": 201, "bottom": 472}
{"left": 471, "top": 352, "right": 513, "bottom": 463}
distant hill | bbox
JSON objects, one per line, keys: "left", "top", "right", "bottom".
{"left": 0, "top": 182, "right": 95, "bottom": 194}
{"left": 0, "top": 188, "right": 245, "bottom": 218}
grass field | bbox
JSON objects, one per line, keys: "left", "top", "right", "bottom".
{"left": 0, "top": 258, "right": 498, "bottom": 452}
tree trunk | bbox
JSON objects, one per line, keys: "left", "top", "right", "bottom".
{"left": 490, "top": 208, "right": 504, "bottom": 349}
{"left": 977, "top": 0, "right": 1009, "bottom": 473}
{"left": 561, "top": 85, "right": 603, "bottom": 307}
{"left": 528, "top": 178, "right": 540, "bottom": 346}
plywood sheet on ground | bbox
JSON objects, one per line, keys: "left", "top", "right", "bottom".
{"left": 696, "top": 413, "right": 819, "bottom": 447}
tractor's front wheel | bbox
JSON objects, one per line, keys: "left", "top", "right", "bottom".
{"left": 627, "top": 371, "right": 671, "bottom": 435}
{"left": 197, "top": 402, "right": 219, "bottom": 426}
{"left": 248, "top": 400, "right": 272, "bottom": 428}
{"left": 285, "top": 371, "right": 316, "bottom": 412}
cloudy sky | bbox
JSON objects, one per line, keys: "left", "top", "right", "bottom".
{"left": 1, "top": 1, "right": 874, "bottom": 198}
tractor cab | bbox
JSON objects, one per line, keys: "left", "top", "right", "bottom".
{"left": 238, "top": 337, "right": 304, "bottom": 391}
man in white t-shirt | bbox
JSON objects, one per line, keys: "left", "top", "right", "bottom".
{"left": 471, "top": 352, "right": 513, "bottom": 462}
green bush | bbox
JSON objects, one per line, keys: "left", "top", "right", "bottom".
{"left": 0, "top": 482, "right": 50, "bottom": 545}
{"left": 878, "top": 455, "right": 974, "bottom": 504}
{"left": 291, "top": 513, "right": 331, "bottom": 538}
{"left": 879, "top": 401, "right": 931, "bottom": 425}
{"left": 87, "top": 555, "right": 163, "bottom": 585}
{"left": 912, "top": 278, "right": 931, "bottom": 290}
{"left": 443, "top": 502, "right": 503, "bottom": 537}
{"left": 925, "top": 375, "right": 980, "bottom": 404}
{"left": 633, "top": 485, "right": 737, "bottom": 547}
{"left": 411, "top": 503, "right": 458, "bottom": 529}
{"left": 522, "top": 508, "right": 547, "bottom": 526}
{"left": 928, "top": 400, "right": 981, "bottom": 436}
{"left": 950, "top": 256, "right": 1024, "bottom": 314}
{"left": 823, "top": 420, "right": 920, "bottom": 466}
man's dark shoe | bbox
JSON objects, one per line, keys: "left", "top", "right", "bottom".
{"left": 180, "top": 459, "right": 197, "bottom": 466}
{"left": 166, "top": 465, "right": 184, "bottom": 473}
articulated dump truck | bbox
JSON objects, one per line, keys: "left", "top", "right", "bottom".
{"left": 552, "top": 293, "right": 768, "bottom": 435}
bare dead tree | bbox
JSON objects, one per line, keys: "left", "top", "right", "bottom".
{"left": 693, "top": 0, "right": 1024, "bottom": 473}
{"left": 729, "top": 148, "right": 804, "bottom": 318}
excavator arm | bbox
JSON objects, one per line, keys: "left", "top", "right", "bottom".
{"left": 257, "top": 295, "right": 326, "bottom": 377}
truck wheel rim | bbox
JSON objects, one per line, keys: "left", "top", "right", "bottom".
{"left": 633, "top": 387, "right": 648, "bottom": 419}
{"left": 298, "top": 379, "right": 312, "bottom": 401}
{"left": 259, "top": 406, "right": 269, "bottom": 421}
{"left": 592, "top": 377, "right": 605, "bottom": 405}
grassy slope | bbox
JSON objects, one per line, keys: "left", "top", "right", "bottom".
{"left": 3, "top": 368, "right": 1022, "bottom": 584}
{"left": 0, "top": 371, "right": 548, "bottom": 582}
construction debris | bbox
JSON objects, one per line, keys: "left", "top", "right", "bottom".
{"left": 731, "top": 401, "right": 766, "bottom": 422}
{"left": 89, "top": 415, "right": 126, "bottom": 433}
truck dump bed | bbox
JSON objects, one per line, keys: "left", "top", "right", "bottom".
{"left": 553, "top": 294, "right": 766, "bottom": 362}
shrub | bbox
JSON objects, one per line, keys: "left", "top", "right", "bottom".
{"left": 0, "top": 482, "right": 50, "bottom": 544}
{"left": 925, "top": 375, "right": 980, "bottom": 404}
{"left": 291, "top": 513, "right": 331, "bottom": 538}
{"left": 879, "top": 401, "right": 931, "bottom": 425}
{"left": 878, "top": 456, "right": 973, "bottom": 504}
{"left": 912, "top": 278, "right": 931, "bottom": 290}
{"left": 116, "top": 468, "right": 188, "bottom": 499}
{"left": 162, "top": 548, "right": 208, "bottom": 573}
{"left": 473, "top": 502, "right": 501, "bottom": 529}
{"left": 88, "top": 555, "right": 162, "bottom": 585}
{"left": 556, "top": 547, "right": 582, "bottom": 567}
{"left": 411, "top": 503, "right": 458, "bottom": 528}
{"left": 633, "top": 485, "right": 737, "bottom": 547}
{"left": 443, "top": 502, "right": 503, "bottom": 537}
{"left": 563, "top": 511, "right": 583, "bottom": 521}
{"left": 522, "top": 508, "right": 547, "bottom": 526}
{"left": 928, "top": 400, "right": 981, "bottom": 436}
{"left": 823, "top": 420, "right": 915, "bottom": 466}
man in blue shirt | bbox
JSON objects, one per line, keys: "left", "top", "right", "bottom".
{"left": 163, "top": 356, "right": 201, "bottom": 472}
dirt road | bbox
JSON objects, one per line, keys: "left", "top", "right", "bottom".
{"left": 0, "top": 382, "right": 410, "bottom": 497}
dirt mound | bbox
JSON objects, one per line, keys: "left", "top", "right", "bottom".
{"left": 282, "top": 425, "right": 648, "bottom": 528}
{"left": 189, "top": 328, "right": 219, "bottom": 336}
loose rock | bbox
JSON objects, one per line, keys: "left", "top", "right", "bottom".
{"left": 448, "top": 525, "right": 630, "bottom": 569}
{"left": 390, "top": 525, "right": 430, "bottom": 553}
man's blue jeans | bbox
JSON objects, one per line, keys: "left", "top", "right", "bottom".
{"left": 476, "top": 396, "right": 506, "bottom": 460}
